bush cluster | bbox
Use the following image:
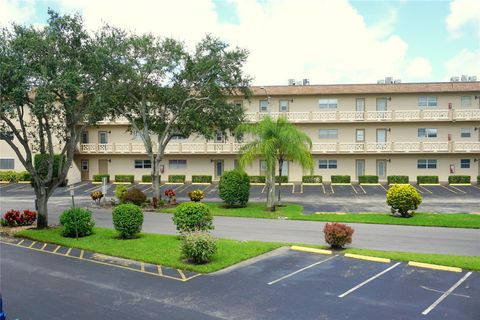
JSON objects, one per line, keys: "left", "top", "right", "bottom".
{"left": 331, "top": 175, "right": 351, "bottom": 183}
{"left": 478, "top": 176, "right": 480, "bottom": 184}
{"left": 93, "top": 174, "right": 110, "bottom": 183}
{"left": 0, "top": 171, "right": 32, "bottom": 182}
{"left": 249, "top": 175, "right": 266, "bottom": 183}
{"left": 168, "top": 175, "right": 185, "bottom": 183}
{"left": 188, "top": 189, "right": 204, "bottom": 202}
{"left": 275, "top": 176, "right": 288, "bottom": 183}
{"left": 387, "top": 175, "right": 409, "bottom": 184}
{"left": 122, "top": 188, "right": 147, "bottom": 206}
{"left": 180, "top": 231, "right": 217, "bottom": 264}
{"left": 34, "top": 154, "right": 64, "bottom": 180}
{"left": 323, "top": 223, "right": 354, "bottom": 249}
{"left": 302, "top": 175, "right": 322, "bottom": 183}
{"left": 219, "top": 170, "right": 250, "bottom": 207}
{"left": 173, "top": 202, "right": 214, "bottom": 233}
{"left": 359, "top": 175, "right": 379, "bottom": 184}
{"left": 112, "top": 204, "right": 144, "bottom": 239}
{"left": 386, "top": 184, "right": 422, "bottom": 217}
{"left": 90, "top": 191, "right": 104, "bottom": 205}
{"left": 448, "top": 175, "right": 470, "bottom": 184}
{"left": 142, "top": 175, "right": 161, "bottom": 183}
{"left": 164, "top": 188, "right": 176, "bottom": 204}
{"left": 115, "top": 175, "right": 134, "bottom": 183}
{"left": 2, "top": 209, "right": 37, "bottom": 227}
{"left": 417, "top": 175, "right": 438, "bottom": 184}
{"left": 59, "top": 208, "right": 95, "bottom": 238}
{"left": 192, "top": 175, "right": 212, "bottom": 183}
{"left": 115, "top": 185, "right": 128, "bottom": 203}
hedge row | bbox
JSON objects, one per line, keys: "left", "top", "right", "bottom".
{"left": 192, "top": 175, "right": 212, "bottom": 183}
{"left": 168, "top": 175, "right": 186, "bottom": 183}
{"left": 93, "top": 174, "right": 110, "bottom": 183}
{"left": 115, "top": 175, "right": 134, "bottom": 183}
{"left": 141, "top": 175, "right": 161, "bottom": 183}
{"left": 302, "top": 175, "right": 322, "bottom": 183}
{"left": 417, "top": 175, "right": 439, "bottom": 184}
{"left": 331, "top": 175, "right": 350, "bottom": 183}
{"left": 0, "top": 170, "right": 31, "bottom": 182}
{"left": 275, "top": 176, "right": 288, "bottom": 183}
{"left": 358, "top": 175, "right": 379, "bottom": 184}
{"left": 387, "top": 175, "right": 409, "bottom": 184}
{"left": 448, "top": 175, "right": 470, "bottom": 184}
{"left": 249, "top": 175, "right": 266, "bottom": 183}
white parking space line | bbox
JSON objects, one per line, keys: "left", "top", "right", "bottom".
{"left": 421, "top": 272, "right": 473, "bottom": 315}
{"left": 267, "top": 255, "right": 339, "bottom": 285}
{"left": 379, "top": 184, "right": 387, "bottom": 191}
{"left": 338, "top": 262, "right": 401, "bottom": 298}
{"left": 440, "top": 185, "right": 457, "bottom": 194}
{"left": 446, "top": 185, "right": 467, "bottom": 194}
{"left": 84, "top": 185, "right": 102, "bottom": 193}
{"left": 208, "top": 184, "right": 218, "bottom": 194}
{"left": 8, "top": 184, "right": 30, "bottom": 191}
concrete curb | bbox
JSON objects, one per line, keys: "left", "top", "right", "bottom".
{"left": 290, "top": 245, "right": 332, "bottom": 255}
{"left": 344, "top": 253, "right": 391, "bottom": 263}
{"left": 408, "top": 261, "right": 462, "bottom": 272}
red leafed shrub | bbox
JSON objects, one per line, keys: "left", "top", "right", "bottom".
{"left": 323, "top": 222, "right": 354, "bottom": 249}
{"left": 164, "top": 189, "right": 176, "bottom": 204}
{"left": 2, "top": 209, "right": 37, "bottom": 227}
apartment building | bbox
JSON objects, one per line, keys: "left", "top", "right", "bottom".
{"left": 1, "top": 81, "right": 479, "bottom": 183}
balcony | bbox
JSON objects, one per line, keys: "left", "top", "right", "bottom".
{"left": 77, "top": 141, "right": 480, "bottom": 155}
{"left": 244, "top": 109, "right": 480, "bottom": 123}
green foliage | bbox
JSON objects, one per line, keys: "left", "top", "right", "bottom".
{"left": 115, "top": 175, "right": 134, "bottom": 183}
{"left": 90, "top": 191, "right": 104, "bottom": 205}
{"left": 112, "top": 204, "right": 144, "bottom": 239}
{"left": 142, "top": 175, "right": 161, "bottom": 183}
{"left": 181, "top": 231, "right": 218, "bottom": 264}
{"left": 115, "top": 185, "right": 128, "bottom": 203}
{"left": 478, "top": 176, "right": 480, "bottom": 184}
{"left": 275, "top": 176, "right": 288, "bottom": 183}
{"left": 387, "top": 176, "right": 409, "bottom": 184}
{"left": 359, "top": 175, "right": 379, "bottom": 183}
{"left": 331, "top": 175, "right": 351, "bottom": 183}
{"left": 93, "top": 174, "right": 110, "bottom": 183}
{"left": 188, "top": 189, "right": 205, "bottom": 202}
{"left": 249, "top": 175, "right": 266, "bottom": 183}
{"left": 122, "top": 188, "right": 147, "bottom": 206}
{"left": 386, "top": 184, "right": 422, "bottom": 217}
{"left": 173, "top": 202, "right": 214, "bottom": 233}
{"left": 168, "top": 175, "right": 186, "bottom": 183}
{"left": 323, "top": 223, "right": 354, "bottom": 249}
{"left": 448, "top": 175, "right": 470, "bottom": 184}
{"left": 302, "top": 175, "right": 322, "bottom": 183}
{"left": 192, "top": 175, "right": 212, "bottom": 183}
{"left": 59, "top": 208, "right": 95, "bottom": 238}
{"left": 0, "top": 171, "right": 19, "bottom": 182}
{"left": 219, "top": 170, "right": 250, "bottom": 207}
{"left": 34, "top": 154, "right": 64, "bottom": 179}
{"left": 417, "top": 176, "right": 439, "bottom": 184}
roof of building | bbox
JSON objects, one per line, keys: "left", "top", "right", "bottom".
{"left": 249, "top": 81, "right": 480, "bottom": 96}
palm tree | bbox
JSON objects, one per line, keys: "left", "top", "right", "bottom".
{"left": 237, "top": 116, "right": 314, "bottom": 211}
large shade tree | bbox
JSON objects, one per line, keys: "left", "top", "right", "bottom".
{"left": 0, "top": 11, "right": 113, "bottom": 228}
{"left": 237, "top": 116, "right": 314, "bottom": 210}
{"left": 101, "top": 29, "right": 252, "bottom": 200}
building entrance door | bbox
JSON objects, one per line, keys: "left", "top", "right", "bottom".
{"left": 214, "top": 160, "right": 224, "bottom": 180}
{"left": 376, "top": 159, "right": 387, "bottom": 180}
{"left": 98, "top": 159, "right": 109, "bottom": 175}
{"left": 355, "top": 159, "right": 365, "bottom": 181}
{"left": 81, "top": 159, "right": 89, "bottom": 181}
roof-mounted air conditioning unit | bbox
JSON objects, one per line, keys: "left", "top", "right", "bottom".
{"left": 461, "top": 75, "right": 468, "bottom": 81}
{"left": 385, "top": 77, "right": 393, "bottom": 84}
{"left": 450, "top": 76, "right": 460, "bottom": 82}
{"left": 288, "top": 79, "right": 295, "bottom": 86}
{"left": 377, "top": 79, "right": 385, "bottom": 84}
{"left": 468, "top": 76, "right": 477, "bottom": 81}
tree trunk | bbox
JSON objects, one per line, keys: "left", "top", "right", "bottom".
{"left": 35, "top": 188, "right": 49, "bottom": 229}
{"left": 277, "top": 159, "right": 283, "bottom": 206}
{"left": 150, "top": 154, "right": 161, "bottom": 200}
{"left": 266, "top": 167, "right": 276, "bottom": 211}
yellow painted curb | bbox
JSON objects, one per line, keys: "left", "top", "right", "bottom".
{"left": 191, "top": 182, "right": 211, "bottom": 185}
{"left": 165, "top": 182, "right": 185, "bottom": 185}
{"left": 290, "top": 246, "right": 332, "bottom": 255}
{"left": 18, "top": 181, "right": 31, "bottom": 184}
{"left": 0, "top": 181, "right": 10, "bottom": 184}
{"left": 91, "top": 181, "right": 102, "bottom": 184}
{"left": 449, "top": 183, "right": 472, "bottom": 186}
{"left": 344, "top": 253, "right": 391, "bottom": 263}
{"left": 138, "top": 182, "right": 153, "bottom": 185}
{"left": 250, "top": 183, "right": 265, "bottom": 186}
{"left": 388, "top": 183, "right": 410, "bottom": 185}
{"left": 113, "top": 182, "right": 132, "bottom": 185}
{"left": 302, "top": 183, "right": 323, "bottom": 186}
{"left": 359, "top": 183, "right": 381, "bottom": 185}
{"left": 408, "top": 261, "right": 462, "bottom": 273}
{"left": 331, "top": 183, "right": 351, "bottom": 186}
{"left": 419, "top": 183, "right": 441, "bottom": 186}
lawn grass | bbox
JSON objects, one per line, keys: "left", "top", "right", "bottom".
{"left": 16, "top": 227, "right": 285, "bottom": 273}
{"left": 161, "top": 202, "right": 480, "bottom": 228}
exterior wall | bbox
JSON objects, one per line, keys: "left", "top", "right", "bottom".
{"left": 0, "top": 140, "right": 26, "bottom": 171}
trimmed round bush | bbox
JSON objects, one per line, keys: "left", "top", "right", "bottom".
{"left": 188, "top": 189, "right": 204, "bottom": 202}
{"left": 219, "top": 170, "right": 250, "bottom": 207}
{"left": 323, "top": 222, "right": 354, "bottom": 249}
{"left": 386, "top": 184, "right": 422, "bottom": 217}
{"left": 181, "top": 231, "right": 217, "bottom": 264}
{"left": 115, "top": 185, "right": 128, "bottom": 203}
{"left": 59, "top": 208, "right": 95, "bottom": 238}
{"left": 172, "top": 202, "right": 214, "bottom": 233}
{"left": 122, "top": 187, "right": 147, "bottom": 206}
{"left": 112, "top": 204, "right": 144, "bottom": 239}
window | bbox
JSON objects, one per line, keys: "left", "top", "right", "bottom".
{"left": 168, "top": 159, "right": 187, "bottom": 169}
{"left": 171, "top": 135, "right": 186, "bottom": 140}
{"left": 279, "top": 99, "right": 289, "bottom": 112}
{"left": 460, "top": 128, "right": 472, "bottom": 138}
{"left": 81, "top": 131, "right": 89, "bottom": 143}
{"left": 0, "top": 159, "right": 14, "bottom": 169}
{"left": 98, "top": 131, "right": 108, "bottom": 144}
{"left": 215, "top": 131, "right": 224, "bottom": 143}
{"left": 0, "top": 131, "right": 13, "bottom": 141}
{"left": 233, "top": 100, "right": 243, "bottom": 108}
{"left": 461, "top": 96, "right": 472, "bottom": 108}
{"left": 259, "top": 100, "right": 269, "bottom": 112}
{"left": 319, "top": 160, "right": 337, "bottom": 169}
{"left": 319, "top": 99, "right": 338, "bottom": 109}
{"left": 417, "top": 159, "right": 437, "bottom": 169}
{"left": 81, "top": 160, "right": 89, "bottom": 171}
{"left": 418, "top": 128, "right": 437, "bottom": 138}
{"left": 234, "top": 159, "right": 239, "bottom": 169}
{"left": 260, "top": 160, "right": 268, "bottom": 172}
{"left": 356, "top": 129, "right": 365, "bottom": 142}
{"left": 319, "top": 129, "right": 338, "bottom": 139}
{"left": 418, "top": 96, "right": 438, "bottom": 107}
{"left": 134, "top": 159, "right": 151, "bottom": 169}
{"left": 355, "top": 98, "right": 365, "bottom": 112}
{"left": 460, "top": 159, "right": 470, "bottom": 169}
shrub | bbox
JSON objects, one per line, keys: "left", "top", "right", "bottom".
{"left": 93, "top": 174, "right": 110, "bottom": 183}
{"left": 0, "top": 171, "right": 18, "bottom": 182}
{"left": 164, "top": 188, "right": 176, "bottom": 204}
{"left": 188, "top": 189, "right": 204, "bottom": 202}
{"left": 249, "top": 175, "right": 266, "bottom": 183}
{"left": 18, "top": 171, "right": 31, "bottom": 181}
{"left": 173, "top": 202, "right": 214, "bottom": 233}
{"left": 115, "top": 185, "right": 128, "bottom": 203}
{"left": 181, "top": 231, "right": 217, "bottom": 264}
{"left": 448, "top": 175, "right": 470, "bottom": 184}
{"left": 168, "top": 175, "right": 185, "bottom": 183}
{"left": 387, "top": 175, "right": 409, "bottom": 184}
{"left": 302, "top": 175, "right": 322, "bottom": 183}
{"left": 219, "top": 170, "right": 250, "bottom": 207}
{"left": 142, "top": 175, "right": 161, "bottom": 183}
{"left": 115, "top": 175, "right": 134, "bottom": 183}
{"left": 34, "top": 153, "right": 64, "bottom": 179}
{"left": 2, "top": 209, "right": 37, "bottom": 227}
{"left": 359, "top": 175, "right": 379, "bottom": 184}
{"left": 331, "top": 175, "right": 351, "bottom": 183}
{"left": 478, "top": 176, "right": 480, "bottom": 184}
{"left": 90, "top": 191, "right": 104, "bottom": 205}
{"left": 122, "top": 188, "right": 147, "bottom": 206}
{"left": 275, "top": 176, "right": 288, "bottom": 183}
{"left": 386, "top": 184, "right": 422, "bottom": 218}
{"left": 112, "top": 204, "right": 144, "bottom": 239}
{"left": 323, "top": 223, "right": 354, "bottom": 249}
{"left": 59, "top": 208, "right": 95, "bottom": 238}
{"left": 192, "top": 175, "right": 212, "bottom": 183}
{"left": 417, "top": 176, "right": 439, "bottom": 184}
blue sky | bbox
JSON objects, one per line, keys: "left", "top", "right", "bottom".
{"left": 1, "top": 0, "right": 478, "bottom": 85}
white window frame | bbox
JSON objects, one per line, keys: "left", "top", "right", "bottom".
{"left": 460, "top": 128, "right": 472, "bottom": 138}
{"left": 319, "top": 99, "right": 338, "bottom": 109}
{"left": 134, "top": 159, "right": 152, "bottom": 169}
{"left": 418, "top": 128, "right": 437, "bottom": 138}
{"left": 417, "top": 159, "right": 437, "bottom": 169}
{"left": 259, "top": 100, "right": 269, "bottom": 112}
{"left": 319, "top": 129, "right": 338, "bottom": 139}
{"left": 319, "top": 159, "right": 337, "bottom": 169}
{"left": 169, "top": 159, "right": 187, "bottom": 169}
{"left": 460, "top": 159, "right": 470, "bottom": 169}
{"left": 418, "top": 96, "right": 438, "bottom": 108}
{"left": 356, "top": 129, "right": 365, "bottom": 142}
{"left": 461, "top": 96, "right": 472, "bottom": 108}
{"left": 259, "top": 160, "right": 268, "bottom": 173}
{"left": 279, "top": 99, "right": 289, "bottom": 112}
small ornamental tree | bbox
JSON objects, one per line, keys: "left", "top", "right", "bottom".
{"left": 112, "top": 204, "right": 144, "bottom": 239}
{"left": 219, "top": 170, "right": 250, "bottom": 207}
{"left": 173, "top": 202, "right": 213, "bottom": 233}
{"left": 323, "top": 223, "right": 354, "bottom": 249}
{"left": 386, "top": 184, "right": 422, "bottom": 218}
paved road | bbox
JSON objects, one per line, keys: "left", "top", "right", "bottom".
{"left": 1, "top": 197, "right": 479, "bottom": 255}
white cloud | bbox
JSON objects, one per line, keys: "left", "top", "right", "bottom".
{"left": 0, "top": 0, "right": 35, "bottom": 26}
{"left": 446, "top": 0, "right": 480, "bottom": 39}
{"left": 444, "top": 49, "right": 480, "bottom": 79}
{"left": 406, "top": 57, "right": 432, "bottom": 79}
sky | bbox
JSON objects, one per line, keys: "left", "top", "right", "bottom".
{"left": 0, "top": 0, "right": 479, "bottom": 86}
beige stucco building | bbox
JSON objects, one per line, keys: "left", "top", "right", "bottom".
{"left": 2, "top": 81, "right": 480, "bottom": 184}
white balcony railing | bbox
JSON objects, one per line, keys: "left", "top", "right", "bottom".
{"left": 453, "top": 142, "right": 480, "bottom": 152}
